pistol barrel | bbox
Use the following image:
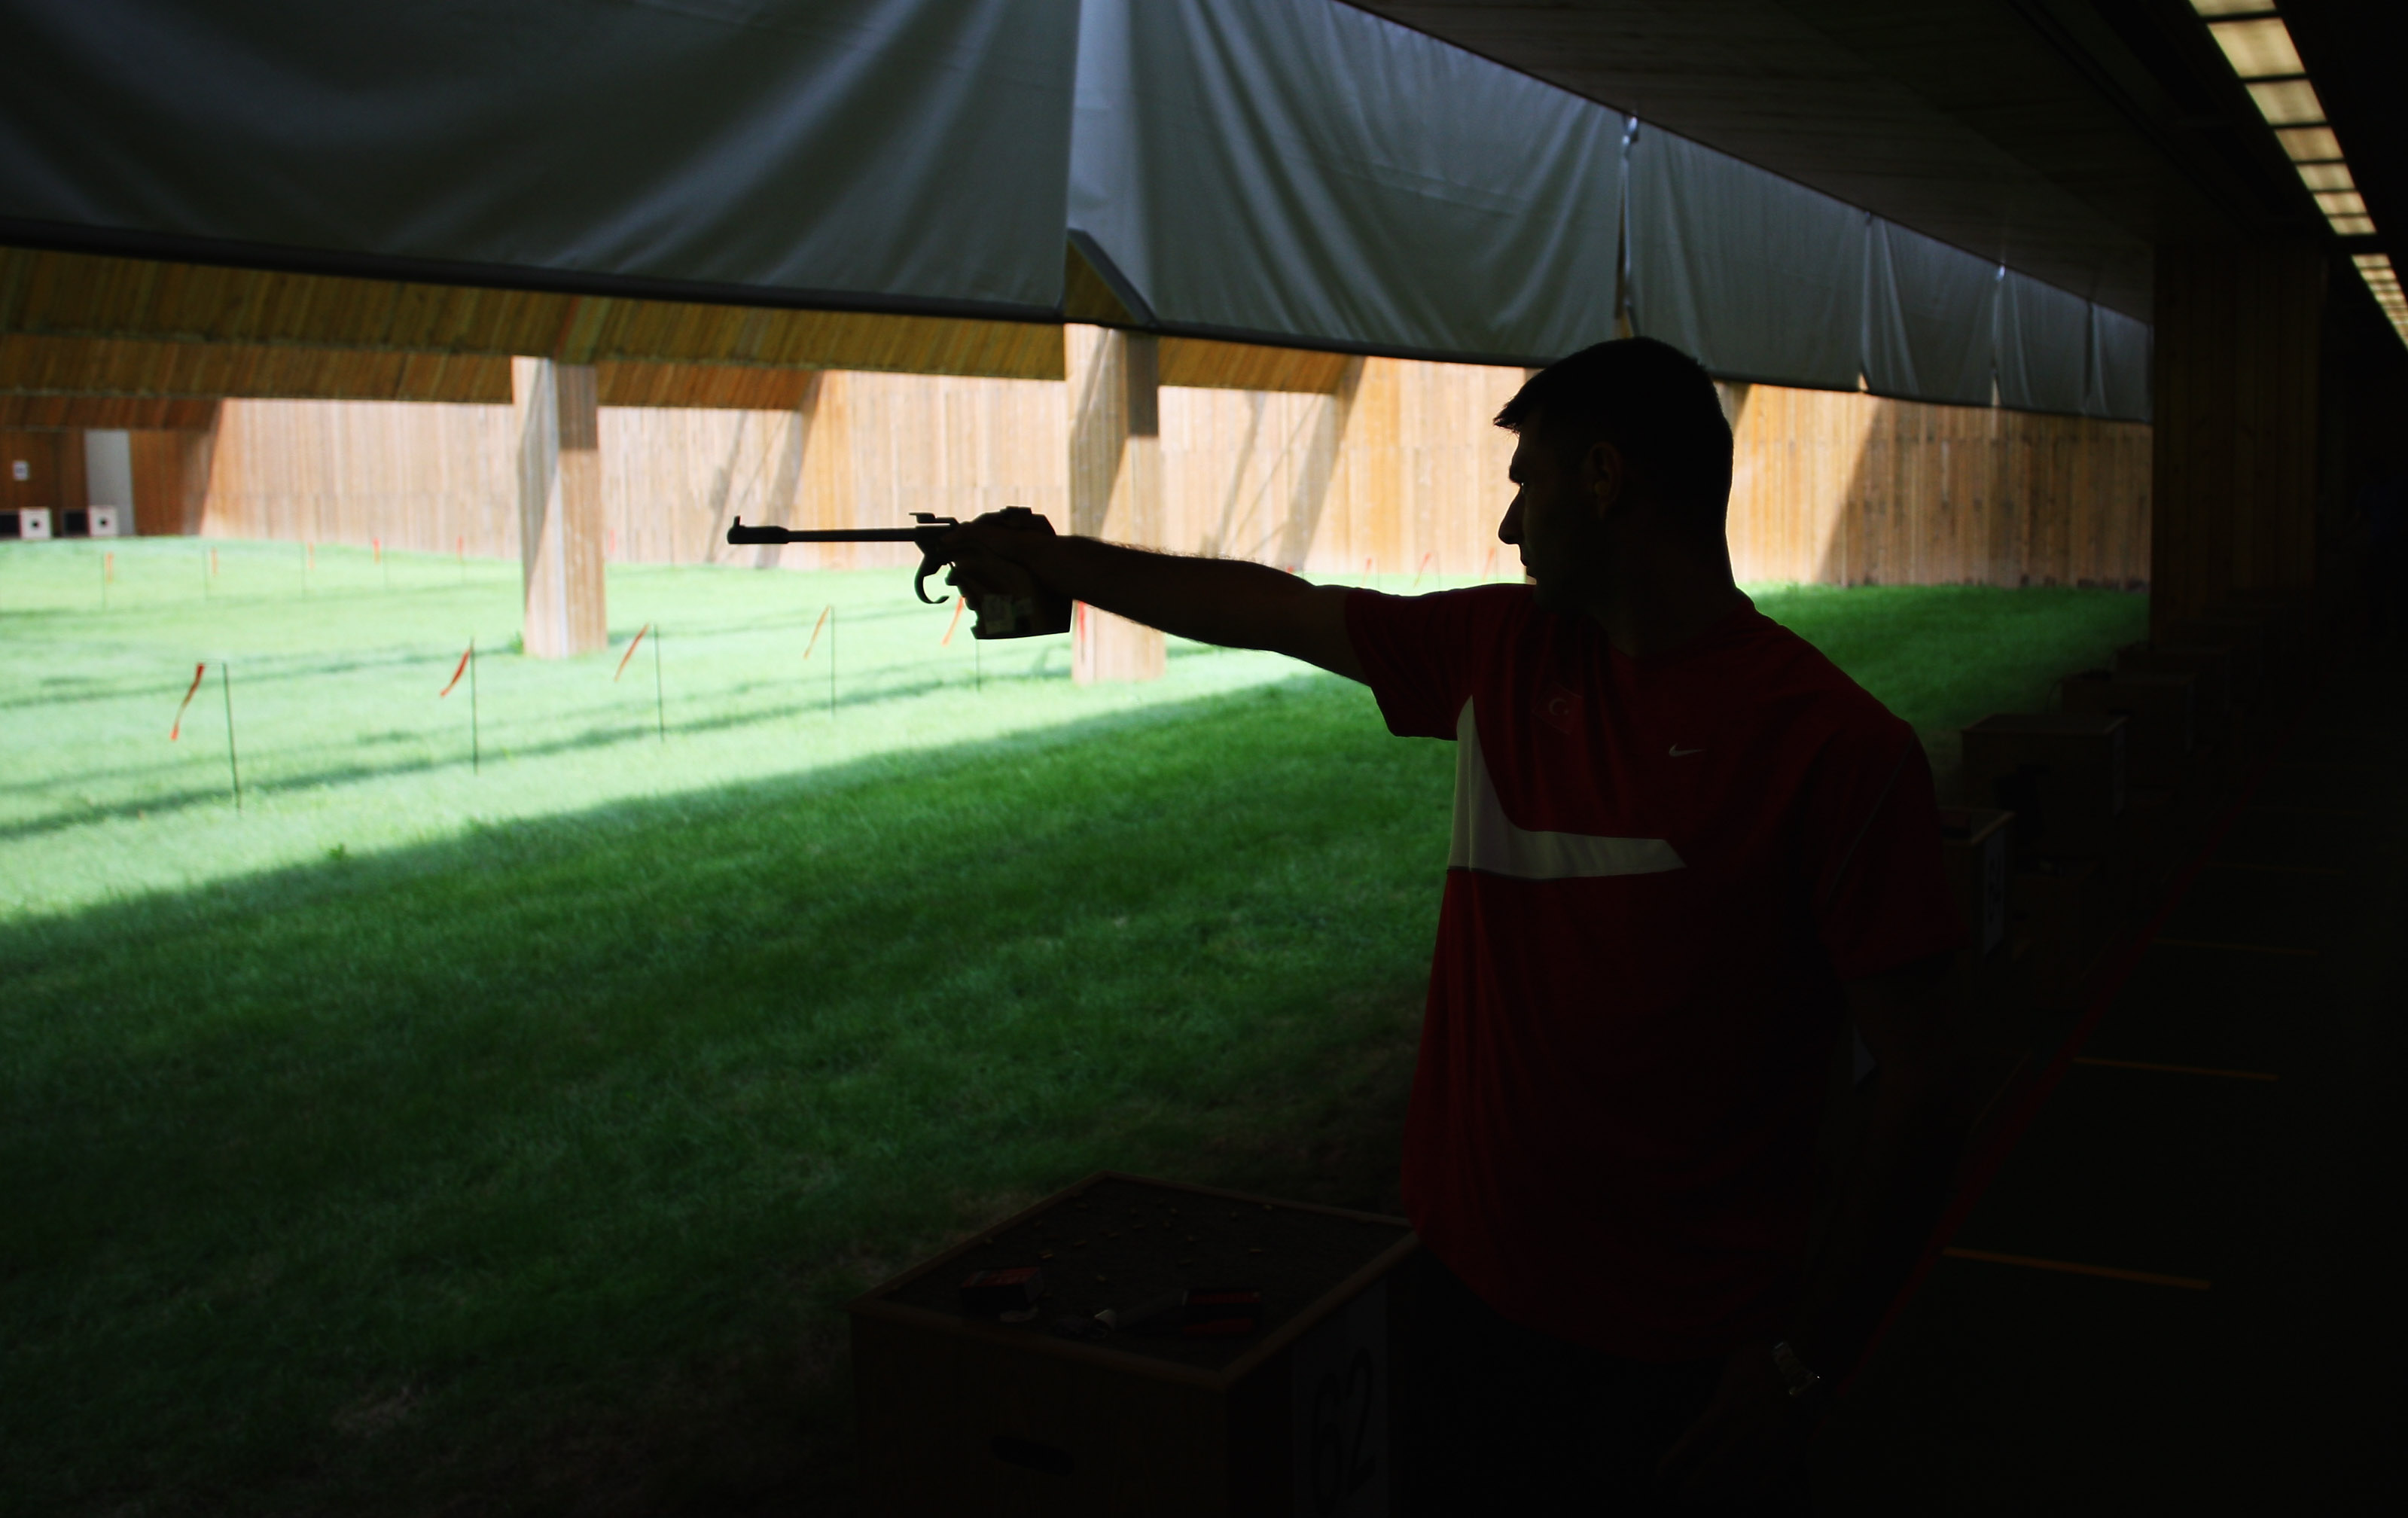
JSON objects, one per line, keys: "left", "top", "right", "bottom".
{"left": 725, "top": 519, "right": 926, "bottom": 546}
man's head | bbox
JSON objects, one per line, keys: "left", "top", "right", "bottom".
{"left": 1494, "top": 338, "right": 1733, "bottom": 615}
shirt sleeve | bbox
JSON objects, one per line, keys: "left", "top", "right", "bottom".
{"left": 1804, "top": 713, "right": 1968, "bottom": 982}
{"left": 1344, "top": 585, "right": 1522, "bottom": 740}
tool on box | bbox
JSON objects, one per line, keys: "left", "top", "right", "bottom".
{"left": 1047, "top": 1287, "right": 1263, "bottom": 1343}
{"left": 725, "top": 507, "right": 1072, "bottom": 638}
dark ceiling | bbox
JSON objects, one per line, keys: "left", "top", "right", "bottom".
{"left": 1352, "top": 1, "right": 2402, "bottom": 322}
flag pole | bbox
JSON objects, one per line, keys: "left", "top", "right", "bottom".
{"left": 220, "top": 662, "right": 242, "bottom": 812}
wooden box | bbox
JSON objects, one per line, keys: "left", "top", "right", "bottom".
{"left": 849, "top": 1171, "right": 1418, "bottom": 1517}
{"left": 2059, "top": 668, "right": 2196, "bottom": 788}
{"left": 1960, "top": 713, "right": 2127, "bottom": 861}
{"left": 2113, "top": 641, "right": 2233, "bottom": 750}
{"left": 2166, "top": 617, "right": 2267, "bottom": 703}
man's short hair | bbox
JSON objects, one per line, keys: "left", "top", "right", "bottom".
{"left": 1495, "top": 338, "right": 1733, "bottom": 534}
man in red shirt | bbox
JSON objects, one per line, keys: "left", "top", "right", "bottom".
{"left": 947, "top": 338, "right": 1972, "bottom": 1512}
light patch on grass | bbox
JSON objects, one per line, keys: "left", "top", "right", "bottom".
{"left": 2, "top": 540, "right": 1409, "bottom": 919}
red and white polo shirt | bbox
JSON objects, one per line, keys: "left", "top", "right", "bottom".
{"left": 1346, "top": 585, "right": 1964, "bottom": 1362}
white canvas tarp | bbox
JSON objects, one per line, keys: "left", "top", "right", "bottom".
{"left": 1626, "top": 126, "right": 1866, "bottom": 391}
{"left": 1995, "top": 270, "right": 2093, "bottom": 416}
{"left": 0, "top": 0, "right": 1081, "bottom": 315}
{"left": 1864, "top": 218, "right": 1998, "bottom": 407}
{"left": 0, "top": 0, "right": 2139, "bottom": 395}
{"left": 2085, "top": 303, "right": 2153, "bottom": 422}
{"left": 1068, "top": 0, "right": 1623, "bottom": 363}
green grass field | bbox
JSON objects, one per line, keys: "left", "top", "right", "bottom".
{"left": 0, "top": 539, "right": 2147, "bottom": 1515}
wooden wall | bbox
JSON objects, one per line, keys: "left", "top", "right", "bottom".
{"left": 0, "top": 395, "right": 221, "bottom": 429}
{"left": 195, "top": 373, "right": 1072, "bottom": 568}
{"left": 1157, "top": 357, "right": 1528, "bottom": 580}
{"left": 130, "top": 427, "right": 215, "bottom": 537}
{"left": 5, "top": 419, "right": 212, "bottom": 532}
{"left": 2149, "top": 240, "right": 2324, "bottom": 631}
{"left": 187, "top": 362, "right": 2150, "bottom": 590}
{"left": 1724, "top": 384, "right": 2152, "bottom": 588}
{"left": 201, "top": 401, "right": 520, "bottom": 554}
{"left": 1, "top": 428, "right": 78, "bottom": 516}
{"left": 0, "top": 246, "right": 1067, "bottom": 408}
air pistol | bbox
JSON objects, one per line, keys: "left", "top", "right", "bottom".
{"left": 726, "top": 506, "right": 1072, "bottom": 638}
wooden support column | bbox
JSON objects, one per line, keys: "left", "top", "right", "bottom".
{"left": 1068, "top": 325, "right": 1164, "bottom": 684}
{"left": 2150, "top": 242, "right": 2325, "bottom": 633}
{"left": 514, "top": 356, "right": 607, "bottom": 658}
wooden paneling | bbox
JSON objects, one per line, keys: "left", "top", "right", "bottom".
{"left": 2149, "top": 241, "right": 2324, "bottom": 632}
{"left": 191, "top": 362, "right": 2151, "bottom": 599}
{"left": 199, "top": 374, "right": 1072, "bottom": 568}
{"left": 1160, "top": 337, "right": 1352, "bottom": 394}
{"left": 607, "top": 400, "right": 815, "bottom": 569}
{"left": 0, "top": 245, "right": 1066, "bottom": 384}
{"left": 0, "top": 395, "right": 221, "bottom": 429}
{"left": 1068, "top": 325, "right": 1166, "bottom": 682}
{"left": 130, "top": 427, "right": 215, "bottom": 537}
{"left": 513, "top": 359, "right": 607, "bottom": 658}
{"left": 1160, "top": 384, "right": 1350, "bottom": 572}
{"left": 1724, "top": 384, "right": 2151, "bottom": 588}
{"left": 0, "top": 332, "right": 513, "bottom": 401}
{"left": 777, "top": 371, "right": 1069, "bottom": 570}
{"left": 1157, "top": 355, "right": 1525, "bottom": 581}
{"left": 1306, "top": 356, "right": 1529, "bottom": 581}
{"left": 1, "top": 429, "right": 70, "bottom": 514}
{"left": 202, "top": 401, "right": 520, "bottom": 554}
{"left": 595, "top": 361, "right": 820, "bottom": 410}
{"left": 566, "top": 295, "right": 1064, "bottom": 379}
{"left": 2, "top": 248, "right": 572, "bottom": 352}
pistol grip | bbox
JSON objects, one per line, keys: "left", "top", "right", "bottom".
{"left": 970, "top": 590, "right": 1074, "bottom": 639}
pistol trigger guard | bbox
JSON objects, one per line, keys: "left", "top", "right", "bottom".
{"left": 914, "top": 558, "right": 949, "bottom": 606}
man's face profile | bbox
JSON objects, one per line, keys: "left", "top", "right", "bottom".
{"left": 1499, "top": 419, "right": 1614, "bottom": 616}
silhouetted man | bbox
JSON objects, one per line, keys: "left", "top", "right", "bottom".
{"left": 947, "top": 337, "right": 1971, "bottom": 1513}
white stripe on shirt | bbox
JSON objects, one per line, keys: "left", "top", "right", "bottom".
{"left": 1447, "top": 699, "right": 1687, "bottom": 880}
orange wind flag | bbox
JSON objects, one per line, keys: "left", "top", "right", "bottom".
{"left": 438, "top": 644, "right": 473, "bottom": 697}
{"left": 169, "top": 662, "right": 206, "bottom": 740}
{"left": 614, "top": 623, "right": 652, "bottom": 682}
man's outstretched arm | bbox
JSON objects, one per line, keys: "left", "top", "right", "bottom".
{"left": 944, "top": 516, "right": 1366, "bottom": 682}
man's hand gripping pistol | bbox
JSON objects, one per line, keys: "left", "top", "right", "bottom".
{"left": 725, "top": 506, "right": 1072, "bottom": 639}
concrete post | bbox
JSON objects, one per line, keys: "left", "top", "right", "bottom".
{"left": 514, "top": 356, "right": 607, "bottom": 658}
{"left": 1067, "top": 325, "right": 1164, "bottom": 684}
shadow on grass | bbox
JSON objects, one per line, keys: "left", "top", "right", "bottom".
{"left": 2, "top": 672, "right": 1443, "bottom": 1518}
{"left": 0, "top": 643, "right": 495, "bottom": 714}
{"left": 0, "top": 599, "right": 903, "bottom": 715}
{"left": 0, "top": 663, "right": 1086, "bottom": 840}
{"left": 2, "top": 583, "right": 2157, "bottom": 1516}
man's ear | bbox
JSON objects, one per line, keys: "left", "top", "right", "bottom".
{"left": 1582, "top": 439, "right": 1628, "bottom": 521}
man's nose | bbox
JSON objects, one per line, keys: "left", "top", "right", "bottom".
{"left": 1498, "top": 497, "right": 1522, "bottom": 544}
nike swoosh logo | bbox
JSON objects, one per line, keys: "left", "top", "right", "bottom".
{"left": 1669, "top": 745, "right": 1705, "bottom": 757}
